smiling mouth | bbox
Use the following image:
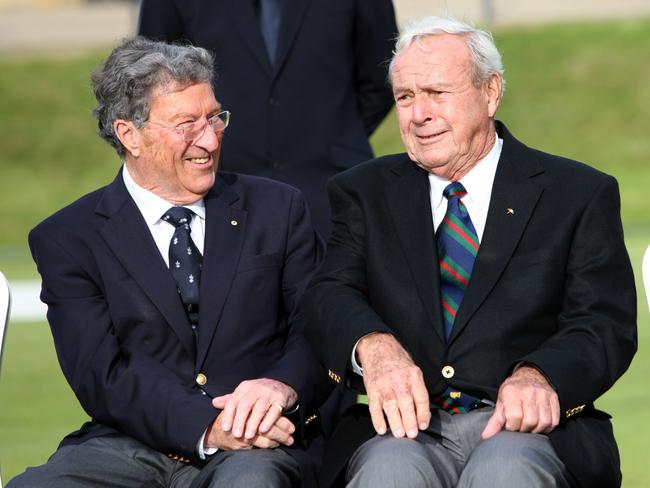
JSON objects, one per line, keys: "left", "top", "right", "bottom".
{"left": 186, "top": 157, "right": 210, "bottom": 164}
{"left": 416, "top": 130, "right": 447, "bottom": 142}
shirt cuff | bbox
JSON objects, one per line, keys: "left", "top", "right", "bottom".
{"left": 197, "top": 429, "right": 218, "bottom": 459}
{"left": 351, "top": 337, "right": 365, "bottom": 376}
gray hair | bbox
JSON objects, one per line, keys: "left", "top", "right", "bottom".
{"left": 389, "top": 17, "right": 505, "bottom": 97}
{"left": 91, "top": 36, "right": 215, "bottom": 157}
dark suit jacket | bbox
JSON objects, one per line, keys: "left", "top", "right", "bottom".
{"left": 302, "top": 122, "right": 637, "bottom": 487}
{"left": 29, "top": 169, "right": 331, "bottom": 485}
{"left": 138, "top": 0, "right": 397, "bottom": 236}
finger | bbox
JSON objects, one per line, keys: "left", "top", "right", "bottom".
{"left": 368, "top": 392, "right": 388, "bottom": 435}
{"left": 219, "top": 396, "right": 239, "bottom": 433}
{"left": 274, "top": 416, "right": 296, "bottom": 435}
{"left": 382, "top": 396, "right": 406, "bottom": 438}
{"left": 259, "top": 402, "right": 284, "bottom": 434}
{"left": 244, "top": 398, "right": 271, "bottom": 439}
{"left": 252, "top": 435, "right": 281, "bottom": 449}
{"left": 411, "top": 376, "right": 431, "bottom": 431}
{"left": 231, "top": 396, "right": 256, "bottom": 438}
{"left": 481, "top": 403, "right": 505, "bottom": 439}
{"left": 518, "top": 396, "right": 539, "bottom": 432}
{"left": 550, "top": 397, "right": 561, "bottom": 431}
{"left": 212, "top": 394, "right": 231, "bottom": 410}
{"left": 265, "top": 424, "right": 295, "bottom": 446}
{"left": 533, "top": 401, "right": 553, "bottom": 434}
{"left": 503, "top": 400, "right": 523, "bottom": 432}
{"left": 396, "top": 394, "right": 418, "bottom": 439}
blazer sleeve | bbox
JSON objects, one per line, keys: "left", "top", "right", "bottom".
{"left": 256, "top": 190, "right": 333, "bottom": 422}
{"left": 301, "top": 177, "right": 394, "bottom": 386}
{"left": 28, "top": 225, "right": 216, "bottom": 461}
{"left": 138, "top": 0, "right": 185, "bottom": 41}
{"left": 518, "top": 175, "right": 637, "bottom": 411}
{"left": 353, "top": 0, "right": 398, "bottom": 135}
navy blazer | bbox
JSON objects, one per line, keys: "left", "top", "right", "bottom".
{"left": 29, "top": 169, "right": 331, "bottom": 483}
{"left": 138, "top": 0, "right": 398, "bottom": 236}
{"left": 302, "top": 122, "right": 637, "bottom": 487}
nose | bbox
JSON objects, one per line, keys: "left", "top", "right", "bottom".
{"left": 411, "top": 95, "right": 436, "bottom": 125}
{"left": 193, "top": 122, "right": 221, "bottom": 152}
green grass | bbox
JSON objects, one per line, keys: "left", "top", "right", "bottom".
{"left": 1, "top": 16, "right": 650, "bottom": 486}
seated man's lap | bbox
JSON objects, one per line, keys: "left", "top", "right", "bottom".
{"left": 7, "top": 433, "right": 299, "bottom": 488}
{"left": 345, "top": 408, "right": 572, "bottom": 488}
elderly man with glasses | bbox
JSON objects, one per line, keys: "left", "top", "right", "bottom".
{"left": 8, "top": 37, "right": 330, "bottom": 488}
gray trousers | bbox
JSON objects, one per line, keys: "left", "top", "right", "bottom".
{"left": 346, "top": 407, "right": 573, "bottom": 488}
{"left": 7, "top": 433, "right": 300, "bottom": 488}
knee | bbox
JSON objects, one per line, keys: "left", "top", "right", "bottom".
{"left": 461, "top": 432, "right": 567, "bottom": 487}
{"left": 347, "top": 437, "right": 437, "bottom": 487}
{"left": 201, "top": 449, "right": 299, "bottom": 488}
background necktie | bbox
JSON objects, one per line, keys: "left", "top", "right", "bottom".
{"left": 257, "top": 0, "right": 282, "bottom": 66}
{"left": 162, "top": 207, "right": 202, "bottom": 328}
{"left": 433, "top": 182, "right": 482, "bottom": 413}
{"left": 436, "top": 181, "right": 479, "bottom": 341}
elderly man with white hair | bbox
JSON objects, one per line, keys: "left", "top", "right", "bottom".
{"left": 302, "top": 16, "right": 636, "bottom": 488}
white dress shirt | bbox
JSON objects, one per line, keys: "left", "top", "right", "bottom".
{"left": 351, "top": 135, "right": 503, "bottom": 375}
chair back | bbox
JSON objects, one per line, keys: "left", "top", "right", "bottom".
{"left": 643, "top": 246, "right": 650, "bottom": 312}
{"left": 0, "top": 271, "right": 10, "bottom": 488}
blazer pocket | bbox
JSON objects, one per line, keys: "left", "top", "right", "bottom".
{"left": 237, "top": 253, "right": 283, "bottom": 273}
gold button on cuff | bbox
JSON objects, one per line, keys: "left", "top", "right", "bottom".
{"left": 196, "top": 373, "right": 207, "bottom": 386}
{"left": 441, "top": 365, "right": 455, "bottom": 379}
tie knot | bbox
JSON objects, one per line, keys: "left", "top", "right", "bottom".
{"left": 162, "top": 207, "right": 194, "bottom": 228}
{"left": 443, "top": 182, "right": 467, "bottom": 201}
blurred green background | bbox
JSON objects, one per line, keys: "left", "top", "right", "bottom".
{"left": 1, "top": 17, "right": 649, "bottom": 485}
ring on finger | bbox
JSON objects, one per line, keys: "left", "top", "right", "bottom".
{"left": 271, "top": 402, "right": 284, "bottom": 414}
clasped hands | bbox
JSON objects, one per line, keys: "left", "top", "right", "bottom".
{"left": 356, "top": 332, "right": 560, "bottom": 440}
{"left": 205, "top": 378, "right": 298, "bottom": 451}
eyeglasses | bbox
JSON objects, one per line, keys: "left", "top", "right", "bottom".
{"left": 147, "top": 110, "right": 231, "bottom": 144}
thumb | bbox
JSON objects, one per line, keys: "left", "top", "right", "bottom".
{"left": 212, "top": 394, "right": 231, "bottom": 409}
{"left": 481, "top": 403, "right": 505, "bottom": 440}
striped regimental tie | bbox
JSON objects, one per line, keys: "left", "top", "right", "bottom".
{"left": 436, "top": 182, "right": 479, "bottom": 341}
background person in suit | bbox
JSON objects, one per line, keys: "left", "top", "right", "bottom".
{"left": 302, "top": 16, "right": 637, "bottom": 488}
{"left": 8, "top": 37, "right": 330, "bottom": 488}
{"left": 137, "top": 0, "right": 398, "bottom": 238}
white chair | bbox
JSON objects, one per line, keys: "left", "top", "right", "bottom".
{"left": 0, "top": 271, "right": 11, "bottom": 488}
{"left": 643, "top": 246, "right": 650, "bottom": 312}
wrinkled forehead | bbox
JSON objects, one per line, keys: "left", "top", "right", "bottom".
{"left": 391, "top": 34, "right": 473, "bottom": 83}
{"left": 148, "top": 81, "right": 220, "bottom": 120}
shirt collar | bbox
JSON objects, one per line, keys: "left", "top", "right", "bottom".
{"left": 428, "top": 134, "right": 503, "bottom": 210}
{"left": 122, "top": 164, "right": 206, "bottom": 225}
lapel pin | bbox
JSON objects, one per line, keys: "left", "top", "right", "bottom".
{"left": 506, "top": 208, "right": 515, "bottom": 215}
{"left": 230, "top": 219, "right": 238, "bottom": 226}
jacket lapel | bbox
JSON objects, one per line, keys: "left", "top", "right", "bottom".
{"left": 223, "top": 0, "right": 273, "bottom": 74}
{"left": 195, "top": 175, "right": 247, "bottom": 367}
{"left": 449, "top": 123, "right": 545, "bottom": 341}
{"left": 95, "top": 171, "right": 196, "bottom": 357}
{"left": 386, "top": 158, "right": 446, "bottom": 342}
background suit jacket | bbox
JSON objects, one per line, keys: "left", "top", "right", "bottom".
{"left": 29, "top": 169, "right": 331, "bottom": 484}
{"left": 138, "top": 0, "right": 398, "bottom": 236}
{"left": 302, "top": 122, "right": 637, "bottom": 487}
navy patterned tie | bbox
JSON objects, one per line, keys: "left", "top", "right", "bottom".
{"left": 436, "top": 182, "right": 479, "bottom": 341}
{"left": 162, "top": 207, "right": 202, "bottom": 328}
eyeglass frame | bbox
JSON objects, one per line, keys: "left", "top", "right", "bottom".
{"left": 144, "top": 110, "right": 231, "bottom": 145}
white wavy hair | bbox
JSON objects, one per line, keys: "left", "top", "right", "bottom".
{"left": 389, "top": 16, "right": 506, "bottom": 97}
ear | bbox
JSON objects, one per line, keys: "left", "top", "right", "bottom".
{"left": 485, "top": 74, "right": 502, "bottom": 117}
{"left": 114, "top": 119, "right": 142, "bottom": 158}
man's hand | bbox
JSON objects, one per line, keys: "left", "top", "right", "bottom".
{"left": 211, "top": 378, "right": 298, "bottom": 441}
{"left": 357, "top": 332, "right": 430, "bottom": 439}
{"left": 481, "top": 365, "right": 560, "bottom": 439}
{"left": 204, "top": 410, "right": 295, "bottom": 450}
